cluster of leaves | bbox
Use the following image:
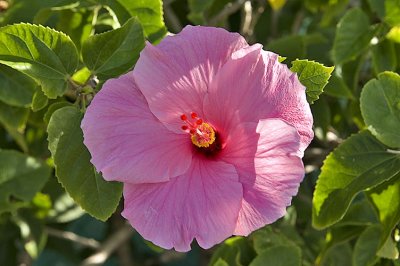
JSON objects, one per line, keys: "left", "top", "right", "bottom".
{"left": 207, "top": 0, "right": 400, "bottom": 265}
{"left": 0, "top": 0, "right": 166, "bottom": 264}
{"left": 0, "top": 0, "right": 399, "bottom": 265}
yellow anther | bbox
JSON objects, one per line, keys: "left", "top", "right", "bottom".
{"left": 190, "top": 123, "right": 216, "bottom": 148}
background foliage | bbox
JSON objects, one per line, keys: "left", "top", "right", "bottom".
{"left": 0, "top": 0, "right": 399, "bottom": 265}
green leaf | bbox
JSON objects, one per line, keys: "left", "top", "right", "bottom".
{"left": 0, "top": 0, "right": 69, "bottom": 25}
{"left": 377, "top": 236, "right": 399, "bottom": 259}
{"left": 0, "top": 102, "right": 29, "bottom": 130}
{"left": 0, "top": 64, "right": 36, "bottom": 107}
{"left": 47, "top": 106, "right": 122, "bottom": 221}
{"left": 209, "top": 237, "right": 256, "bottom": 266}
{"left": 360, "top": 72, "right": 400, "bottom": 148}
{"left": 353, "top": 225, "right": 381, "bottom": 266}
{"left": 31, "top": 89, "right": 48, "bottom": 112}
{"left": 252, "top": 227, "right": 297, "bottom": 254}
{"left": 290, "top": 59, "right": 334, "bottom": 104}
{"left": 188, "top": 0, "right": 215, "bottom": 24}
{"left": 323, "top": 73, "right": 354, "bottom": 99}
{"left": 324, "top": 226, "right": 366, "bottom": 252}
{"left": 249, "top": 245, "right": 301, "bottom": 266}
{"left": 372, "top": 40, "right": 397, "bottom": 74}
{"left": 0, "top": 23, "right": 79, "bottom": 98}
{"left": 213, "top": 258, "right": 229, "bottom": 266}
{"left": 55, "top": 9, "right": 94, "bottom": 50}
{"left": 82, "top": 17, "right": 145, "bottom": 80}
{"left": 115, "top": 0, "right": 167, "bottom": 42}
{"left": 43, "top": 101, "right": 73, "bottom": 124}
{"left": 16, "top": 210, "right": 47, "bottom": 258}
{"left": 320, "top": 243, "right": 352, "bottom": 266}
{"left": 0, "top": 219, "right": 19, "bottom": 266}
{"left": 387, "top": 26, "right": 400, "bottom": 43}
{"left": 312, "top": 131, "right": 400, "bottom": 229}
{"left": 0, "top": 101, "right": 29, "bottom": 152}
{"left": 368, "top": 176, "right": 400, "bottom": 258}
{"left": 34, "top": 4, "right": 95, "bottom": 50}
{"left": 43, "top": 177, "right": 85, "bottom": 223}
{"left": 335, "top": 197, "right": 378, "bottom": 226}
{"left": 267, "top": 35, "right": 305, "bottom": 64}
{"left": 385, "top": 0, "right": 400, "bottom": 27}
{"left": 367, "top": 0, "right": 385, "bottom": 18}
{"left": 0, "top": 149, "right": 51, "bottom": 213}
{"left": 332, "top": 8, "right": 376, "bottom": 65}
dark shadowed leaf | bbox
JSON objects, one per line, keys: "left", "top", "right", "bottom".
{"left": 209, "top": 237, "right": 256, "bottom": 266}
{"left": 353, "top": 225, "right": 381, "bottom": 266}
{"left": 0, "top": 149, "right": 51, "bottom": 213}
{"left": 0, "top": 65, "right": 36, "bottom": 107}
{"left": 332, "top": 8, "right": 376, "bottom": 65}
{"left": 372, "top": 40, "right": 397, "bottom": 74}
{"left": 249, "top": 245, "right": 301, "bottom": 266}
{"left": 31, "top": 89, "right": 48, "bottom": 112}
{"left": 47, "top": 106, "right": 122, "bottom": 221}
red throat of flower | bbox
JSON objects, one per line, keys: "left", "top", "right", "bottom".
{"left": 181, "top": 112, "right": 216, "bottom": 148}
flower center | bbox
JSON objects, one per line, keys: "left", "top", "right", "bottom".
{"left": 181, "top": 112, "right": 216, "bottom": 148}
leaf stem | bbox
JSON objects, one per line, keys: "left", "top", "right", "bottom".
{"left": 209, "top": 0, "right": 247, "bottom": 26}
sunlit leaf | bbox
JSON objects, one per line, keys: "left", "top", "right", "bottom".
{"left": 0, "top": 23, "right": 78, "bottom": 98}
{"left": 387, "top": 26, "right": 400, "bottom": 43}
{"left": 312, "top": 131, "right": 400, "bottom": 229}
{"left": 360, "top": 71, "right": 400, "bottom": 148}
{"left": 291, "top": 59, "right": 334, "bottom": 103}
{"left": 385, "top": 0, "right": 400, "bottom": 27}
{"left": 368, "top": 176, "right": 400, "bottom": 259}
{"left": 114, "top": 0, "right": 166, "bottom": 42}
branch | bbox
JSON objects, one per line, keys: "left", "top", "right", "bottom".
{"left": 46, "top": 227, "right": 100, "bottom": 249}
{"left": 81, "top": 223, "right": 134, "bottom": 266}
{"left": 209, "top": 0, "right": 247, "bottom": 25}
{"left": 240, "top": 1, "right": 253, "bottom": 37}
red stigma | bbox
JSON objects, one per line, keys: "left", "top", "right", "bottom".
{"left": 191, "top": 112, "right": 197, "bottom": 119}
{"left": 181, "top": 125, "right": 188, "bottom": 130}
{"left": 196, "top": 119, "right": 203, "bottom": 125}
{"left": 181, "top": 114, "right": 187, "bottom": 121}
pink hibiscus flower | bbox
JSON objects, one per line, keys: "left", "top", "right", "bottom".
{"left": 81, "top": 26, "right": 313, "bottom": 251}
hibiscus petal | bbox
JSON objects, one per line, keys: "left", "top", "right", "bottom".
{"left": 81, "top": 73, "right": 192, "bottom": 184}
{"left": 220, "top": 119, "right": 304, "bottom": 235}
{"left": 204, "top": 45, "right": 313, "bottom": 154}
{"left": 122, "top": 158, "right": 243, "bottom": 251}
{"left": 133, "top": 25, "right": 248, "bottom": 133}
